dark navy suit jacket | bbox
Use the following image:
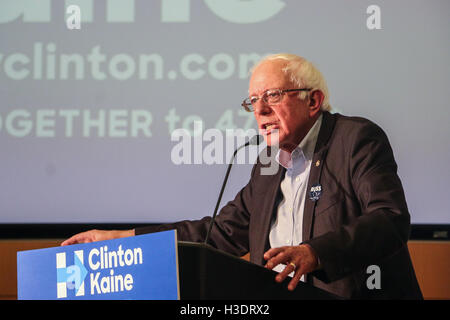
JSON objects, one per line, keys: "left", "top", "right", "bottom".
{"left": 136, "top": 111, "right": 423, "bottom": 299}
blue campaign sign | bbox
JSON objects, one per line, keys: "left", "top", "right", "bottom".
{"left": 17, "top": 230, "right": 179, "bottom": 300}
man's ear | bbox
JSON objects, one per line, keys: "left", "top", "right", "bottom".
{"left": 309, "top": 90, "right": 324, "bottom": 116}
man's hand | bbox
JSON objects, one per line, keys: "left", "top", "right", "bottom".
{"left": 264, "top": 244, "right": 319, "bottom": 291}
{"left": 61, "top": 229, "right": 135, "bottom": 246}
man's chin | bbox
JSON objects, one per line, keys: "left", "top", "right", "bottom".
{"left": 262, "top": 131, "right": 281, "bottom": 148}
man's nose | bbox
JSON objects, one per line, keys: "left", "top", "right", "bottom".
{"left": 253, "top": 101, "right": 272, "bottom": 116}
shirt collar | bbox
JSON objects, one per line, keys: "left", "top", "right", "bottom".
{"left": 276, "top": 113, "right": 323, "bottom": 169}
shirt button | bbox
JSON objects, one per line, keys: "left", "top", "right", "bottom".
{"left": 295, "top": 176, "right": 300, "bottom": 182}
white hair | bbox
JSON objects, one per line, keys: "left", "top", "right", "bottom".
{"left": 251, "top": 53, "right": 331, "bottom": 111}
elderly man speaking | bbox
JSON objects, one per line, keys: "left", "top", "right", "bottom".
{"left": 62, "top": 53, "right": 422, "bottom": 299}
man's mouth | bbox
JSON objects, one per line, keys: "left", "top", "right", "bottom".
{"left": 261, "top": 123, "right": 279, "bottom": 135}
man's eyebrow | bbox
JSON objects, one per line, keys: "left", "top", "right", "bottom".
{"left": 248, "top": 88, "right": 279, "bottom": 96}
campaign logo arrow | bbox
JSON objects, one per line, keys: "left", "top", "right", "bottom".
{"left": 56, "top": 250, "right": 88, "bottom": 297}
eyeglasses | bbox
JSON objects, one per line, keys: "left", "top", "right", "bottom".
{"left": 241, "top": 88, "right": 312, "bottom": 112}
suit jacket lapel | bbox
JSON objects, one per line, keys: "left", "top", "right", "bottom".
{"left": 252, "top": 149, "right": 285, "bottom": 265}
{"left": 302, "top": 111, "right": 336, "bottom": 242}
{"left": 261, "top": 167, "right": 285, "bottom": 255}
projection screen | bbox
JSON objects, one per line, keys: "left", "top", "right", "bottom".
{"left": 0, "top": 0, "right": 449, "bottom": 226}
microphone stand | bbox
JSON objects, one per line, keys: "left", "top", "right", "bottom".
{"left": 204, "top": 135, "right": 262, "bottom": 246}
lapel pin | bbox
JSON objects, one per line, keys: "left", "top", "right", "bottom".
{"left": 315, "top": 160, "right": 321, "bottom": 167}
{"left": 309, "top": 183, "right": 322, "bottom": 201}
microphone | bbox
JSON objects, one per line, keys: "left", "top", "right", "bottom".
{"left": 204, "top": 134, "right": 263, "bottom": 245}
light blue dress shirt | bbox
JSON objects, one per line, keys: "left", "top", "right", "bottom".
{"left": 269, "top": 114, "right": 322, "bottom": 276}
